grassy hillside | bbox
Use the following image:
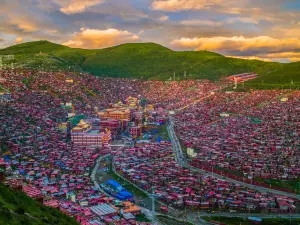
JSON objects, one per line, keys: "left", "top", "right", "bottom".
{"left": 0, "top": 41, "right": 94, "bottom": 71}
{"left": 0, "top": 184, "right": 78, "bottom": 225}
{"left": 0, "top": 40, "right": 299, "bottom": 88}
{"left": 83, "top": 42, "right": 225, "bottom": 80}
{"left": 245, "top": 62, "right": 300, "bottom": 89}
{"left": 0, "top": 41, "right": 66, "bottom": 54}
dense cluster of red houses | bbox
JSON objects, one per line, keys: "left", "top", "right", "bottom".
{"left": 0, "top": 70, "right": 143, "bottom": 116}
{"left": 0, "top": 69, "right": 299, "bottom": 223}
{"left": 0, "top": 91, "right": 149, "bottom": 225}
{"left": 141, "top": 80, "right": 220, "bottom": 110}
{"left": 112, "top": 143, "right": 297, "bottom": 213}
{"left": 174, "top": 90, "right": 300, "bottom": 180}
{"left": 0, "top": 70, "right": 221, "bottom": 113}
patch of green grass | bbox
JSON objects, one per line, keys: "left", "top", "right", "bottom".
{"left": 245, "top": 62, "right": 300, "bottom": 89}
{"left": 0, "top": 142, "right": 9, "bottom": 153}
{"left": 202, "top": 216, "right": 300, "bottom": 225}
{"left": 69, "top": 115, "right": 86, "bottom": 126}
{"left": 157, "top": 215, "right": 193, "bottom": 225}
{"left": 202, "top": 216, "right": 253, "bottom": 225}
{"left": 254, "top": 178, "right": 300, "bottom": 194}
{"left": 82, "top": 43, "right": 224, "bottom": 80}
{"left": 135, "top": 214, "right": 151, "bottom": 222}
{"left": 154, "top": 125, "right": 170, "bottom": 141}
{"left": 22, "top": 76, "right": 34, "bottom": 88}
{"left": 214, "top": 166, "right": 245, "bottom": 177}
{"left": 108, "top": 163, "right": 148, "bottom": 198}
{"left": 262, "top": 218, "right": 300, "bottom": 225}
{"left": 0, "top": 184, "right": 78, "bottom": 225}
{"left": 75, "top": 96, "right": 83, "bottom": 101}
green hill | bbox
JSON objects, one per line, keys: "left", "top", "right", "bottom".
{"left": 245, "top": 62, "right": 300, "bottom": 89}
{"left": 82, "top": 42, "right": 226, "bottom": 80}
{"left": 0, "top": 41, "right": 95, "bottom": 71}
{"left": 0, "top": 184, "right": 78, "bottom": 225}
{"left": 0, "top": 40, "right": 299, "bottom": 88}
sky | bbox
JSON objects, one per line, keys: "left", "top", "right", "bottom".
{"left": 0, "top": 0, "right": 300, "bottom": 62}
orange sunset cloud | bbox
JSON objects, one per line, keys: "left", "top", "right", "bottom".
{"left": 63, "top": 28, "right": 140, "bottom": 49}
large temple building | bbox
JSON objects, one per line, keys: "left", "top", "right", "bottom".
{"left": 71, "top": 120, "right": 111, "bottom": 148}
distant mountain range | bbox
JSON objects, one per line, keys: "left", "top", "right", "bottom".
{"left": 0, "top": 40, "right": 299, "bottom": 88}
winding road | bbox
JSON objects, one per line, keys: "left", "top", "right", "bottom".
{"left": 167, "top": 116, "right": 300, "bottom": 200}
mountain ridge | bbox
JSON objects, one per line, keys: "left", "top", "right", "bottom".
{"left": 0, "top": 41, "right": 299, "bottom": 88}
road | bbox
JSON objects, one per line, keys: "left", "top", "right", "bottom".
{"left": 190, "top": 212, "right": 300, "bottom": 218}
{"left": 167, "top": 115, "right": 187, "bottom": 167}
{"left": 167, "top": 116, "right": 300, "bottom": 201}
{"left": 90, "top": 121, "right": 300, "bottom": 225}
{"left": 177, "top": 92, "right": 215, "bottom": 111}
{"left": 91, "top": 132, "right": 300, "bottom": 225}
{"left": 93, "top": 154, "right": 180, "bottom": 223}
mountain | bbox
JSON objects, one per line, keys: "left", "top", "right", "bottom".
{"left": 0, "top": 40, "right": 299, "bottom": 88}
{"left": 82, "top": 42, "right": 225, "bottom": 80}
{"left": 0, "top": 184, "right": 78, "bottom": 225}
{"left": 245, "top": 61, "right": 300, "bottom": 89}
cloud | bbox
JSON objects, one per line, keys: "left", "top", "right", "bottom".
{"left": 222, "top": 7, "right": 261, "bottom": 15}
{"left": 152, "top": 0, "right": 226, "bottom": 12}
{"left": 151, "top": 0, "right": 287, "bottom": 26}
{"left": 264, "top": 52, "right": 300, "bottom": 62}
{"left": 62, "top": 28, "right": 140, "bottom": 49}
{"left": 0, "top": 0, "right": 66, "bottom": 45}
{"left": 179, "top": 17, "right": 259, "bottom": 28}
{"left": 46, "top": 29, "right": 58, "bottom": 34}
{"left": 228, "top": 55, "right": 273, "bottom": 62}
{"left": 226, "top": 17, "right": 259, "bottom": 25}
{"left": 57, "top": 0, "right": 105, "bottom": 15}
{"left": 159, "top": 15, "right": 169, "bottom": 21}
{"left": 170, "top": 36, "right": 300, "bottom": 62}
{"left": 180, "top": 20, "right": 223, "bottom": 27}
{"left": 171, "top": 36, "right": 300, "bottom": 53}
{"left": 15, "top": 37, "right": 23, "bottom": 43}
{"left": 36, "top": 0, "right": 105, "bottom": 14}
{"left": 0, "top": 37, "right": 4, "bottom": 42}
{"left": 35, "top": 0, "right": 57, "bottom": 12}
{"left": 273, "top": 27, "right": 300, "bottom": 39}
{"left": 9, "top": 17, "right": 39, "bottom": 32}
{"left": 151, "top": 0, "right": 281, "bottom": 24}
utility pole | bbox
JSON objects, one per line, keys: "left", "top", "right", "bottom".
{"left": 149, "top": 186, "right": 159, "bottom": 225}
{"left": 290, "top": 79, "right": 294, "bottom": 90}
{"left": 234, "top": 77, "right": 238, "bottom": 89}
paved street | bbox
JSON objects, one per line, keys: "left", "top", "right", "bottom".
{"left": 89, "top": 119, "right": 300, "bottom": 225}
{"left": 167, "top": 116, "right": 300, "bottom": 200}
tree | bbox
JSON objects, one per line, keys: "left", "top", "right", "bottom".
{"left": 15, "top": 206, "right": 25, "bottom": 215}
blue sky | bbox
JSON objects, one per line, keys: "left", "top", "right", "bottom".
{"left": 0, "top": 0, "right": 300, "bottom": 62}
